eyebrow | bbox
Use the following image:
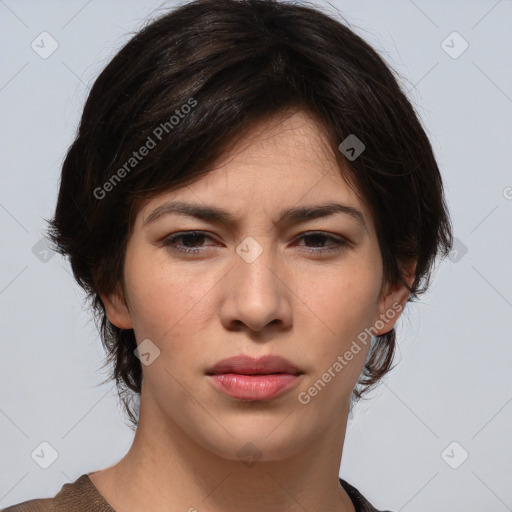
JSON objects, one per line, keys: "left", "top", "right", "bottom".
{"left": 143, "top": 200, "right": 367, "bottom": 231}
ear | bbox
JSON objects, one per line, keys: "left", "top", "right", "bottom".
{"left": 99, "top": 288, "right": 133, "bottom": 330}
{"left": 372, "top": 260, "right": 416, "bottom": 336}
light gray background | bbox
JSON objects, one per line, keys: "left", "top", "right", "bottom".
{"left": 1, "top": 1, "right": 511, "bottom": 510}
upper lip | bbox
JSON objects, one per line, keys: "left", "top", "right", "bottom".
{"left": 206, "top": 355, "right": 303, "bottom": 375}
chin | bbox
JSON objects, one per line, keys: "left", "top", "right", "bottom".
{"left": 191, "top": 417, "right": 311, "bottom": 464}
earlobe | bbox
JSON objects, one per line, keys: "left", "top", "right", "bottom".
{"left": 100, "top": 290, "right": 133, "bottom": 330}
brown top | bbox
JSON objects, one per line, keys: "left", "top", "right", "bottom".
{"left": 2, "top": 474, "right": 392, "bottom": 512}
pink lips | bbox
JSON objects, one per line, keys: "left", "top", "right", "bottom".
{"left": 206, "top": 354, "right": 303, "bottom": 401}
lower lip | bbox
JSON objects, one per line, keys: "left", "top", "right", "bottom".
{"left": 208, "top": 373, "right": 301, "bottom": 401}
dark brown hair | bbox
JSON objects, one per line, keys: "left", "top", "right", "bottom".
{"left": 47, "top": 0, "right": 452, "bottom": 429}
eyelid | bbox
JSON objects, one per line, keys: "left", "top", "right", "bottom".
{"left": 160, "top": 230, "right": 348, "bottom": 245}
{"left": 161, "top": 230, "right": 351, "bottom": 256}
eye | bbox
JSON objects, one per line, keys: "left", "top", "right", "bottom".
{"left": 294, "top": 232, "right": 349, "bottom": 255}
{"left": 162, "top": 230, "right": 350, "bottom": 257}
{"left": 162, "top": 231, "right": 218, "bottom": 254}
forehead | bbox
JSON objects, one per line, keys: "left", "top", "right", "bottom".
{"left": 211, "top": 109, "right": 339, "bottom": 177}
{"left": 137, "top": 109, "right": 369, "bottom": 228}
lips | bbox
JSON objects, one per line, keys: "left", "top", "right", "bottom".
{"left": 206, "top": 355, "right": 303, "bottom": 401}
{"left": 205, "top": 354, "right": 302, "bottom": 376}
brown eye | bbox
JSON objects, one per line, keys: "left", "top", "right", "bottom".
{"left": 163, "top": 231, "right": 217, "bottom": 255}
{"left": 295, "top": 232, "right": 349, "bottom": 255}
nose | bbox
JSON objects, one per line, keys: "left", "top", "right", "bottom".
{"left": 219, "top": 237, "right": 292, "bottom": 334}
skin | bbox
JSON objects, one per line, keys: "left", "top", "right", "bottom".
{"left": 89, "top": 108, "right": 415, "bottom": 512}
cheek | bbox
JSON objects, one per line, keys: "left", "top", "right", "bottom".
{"left": 293, "top": 262, "right": 382, "bottom": 392}
{"left": 299, "top": 262, "right": 381, "bottom": 338}
{"left": 289, "top": 283, "right": 378, "bottom": 419}
{"left": 123, "top": 251, "right": 218, "bottom": 348}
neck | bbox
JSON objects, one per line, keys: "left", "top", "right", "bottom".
{"left": 89, "top": 384, "right": 356, "bottom": 512}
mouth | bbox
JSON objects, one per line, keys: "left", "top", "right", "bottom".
{"left": 205, "top": 354, "right": 303, "bottom": 401}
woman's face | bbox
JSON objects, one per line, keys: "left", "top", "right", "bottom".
{"left": 103, "top": 109, "right": 410, "bottom": 461}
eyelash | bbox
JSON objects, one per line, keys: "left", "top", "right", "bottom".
{"left": 162, "top": 231, "right": 349, "bottom": 256}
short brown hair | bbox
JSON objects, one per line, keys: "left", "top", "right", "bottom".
{"left": 47, "top": 0, "right": 453, "bottom": 428}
